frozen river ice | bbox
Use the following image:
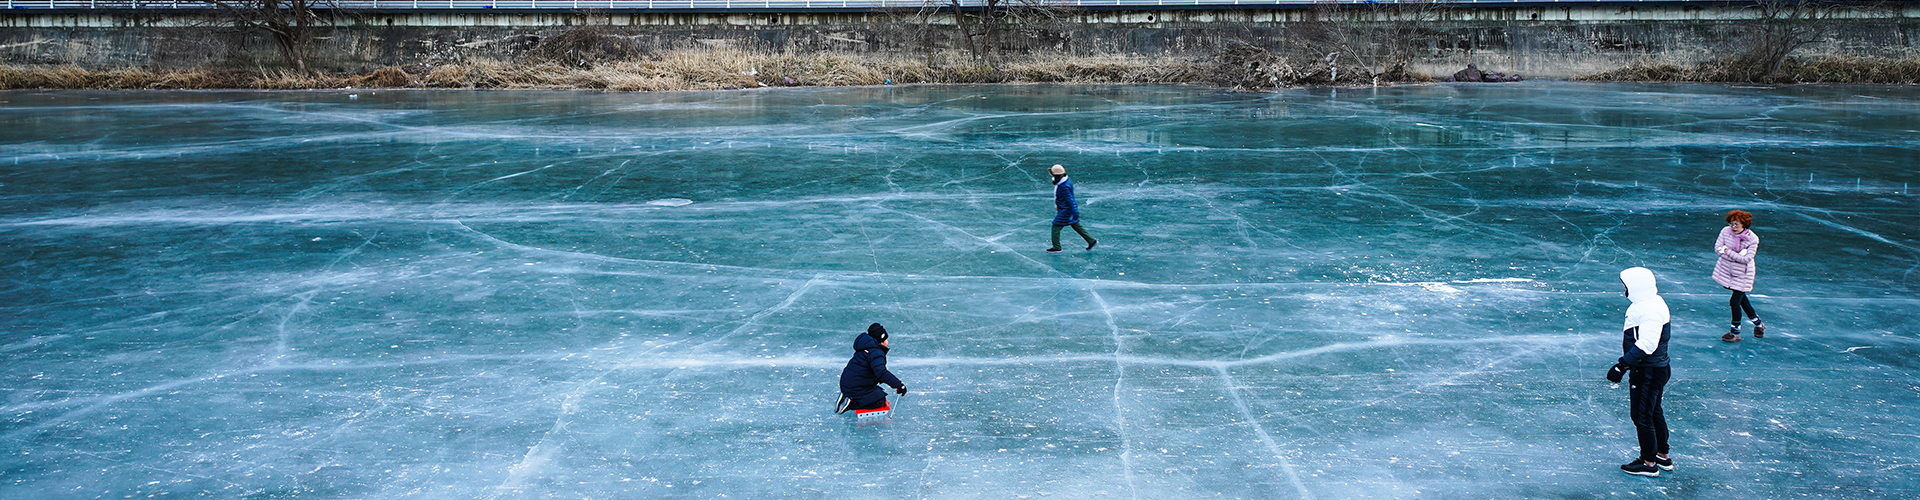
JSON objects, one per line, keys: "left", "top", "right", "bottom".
{"left": 3, "top": 84, "right": 1918, "bottom": 499}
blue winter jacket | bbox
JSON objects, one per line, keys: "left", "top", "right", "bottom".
{"left": 1620, "top": 323, "right": 1672, "bottom": 368}
{"left": 1052, "top": 176, "right": 1080, "bottom": 226}
{"left": 839, "top": 333, "right": 903, "bottom": 410}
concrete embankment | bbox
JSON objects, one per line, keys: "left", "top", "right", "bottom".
{"left": 2, "top": 4, "right": 1917, "bottom": 81}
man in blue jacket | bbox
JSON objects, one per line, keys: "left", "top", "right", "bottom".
{"left": 1607, "top": 267, "right": 1674, "bottom": 477}
{"left": 838, "top": 323, "right": 907, "bottom": 413}
{"left": 1047, "top": 164, "right": 1097, "bottom": 253}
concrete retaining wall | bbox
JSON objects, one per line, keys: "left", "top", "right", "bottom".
{"left": 3, "top": 6, "right": 1917, "bottom": 78}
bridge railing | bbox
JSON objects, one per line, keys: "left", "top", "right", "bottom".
{"left": 0, "top": 0, "right": 1733, "bottom": 12}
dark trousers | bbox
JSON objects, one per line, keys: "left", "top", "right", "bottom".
{"left": 1729, "top": 289, "right": 1759, "bottom": 326}
{"left": 842, "top": 386, "right": 888, "bottom": 411}
{"left": 1629, "top": 366, "right": 1671, "bottom": 461}
{"left": 1051, "top": 223, "right": 1095, "bottom": 250}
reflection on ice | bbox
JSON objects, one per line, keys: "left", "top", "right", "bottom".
{"left": 1, "top": 84, "right": 1917, "bottom": 499}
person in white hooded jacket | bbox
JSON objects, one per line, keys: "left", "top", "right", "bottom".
{"left": 1607, "top": 267, "right": 1674, "bottom": 477}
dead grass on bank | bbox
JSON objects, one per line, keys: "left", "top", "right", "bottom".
{"left": 1580, "top": 55, "right": 1920, "bottom": 84}
{"left": 1006, "top": 55, "right": 1204, "bottom": 84}
{"left": 0, "top": 65, "right": 255, "bottom": 89}
{"left": 14, "top": 50, "right": 1919, "bottom": 91}
{"left": 2, "top": 49, "right": 1210, "bottom": 91}
{"left": 1780, "top": 56, "right": 1920, "bottom": 84}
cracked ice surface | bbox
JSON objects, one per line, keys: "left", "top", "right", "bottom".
{"left": 2, "top": 84, "right": 1918, "bottom": 499}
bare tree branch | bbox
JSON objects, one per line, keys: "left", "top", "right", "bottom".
{"left": 198, "top": 0, "right": 339, "bottom": 73}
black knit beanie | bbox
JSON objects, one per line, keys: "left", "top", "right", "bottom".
{"left": 867, "top": 323, "right": 888, "bottom": 342}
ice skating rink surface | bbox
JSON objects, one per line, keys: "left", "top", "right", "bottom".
{"left": 3, "top": 84, "right": 1917, "bottom": 498}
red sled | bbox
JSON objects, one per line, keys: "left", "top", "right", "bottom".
{"left": 854, "top": 401, "right": 891, "bottom": 421}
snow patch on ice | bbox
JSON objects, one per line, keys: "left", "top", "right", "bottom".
{"left": 1380, "top": 282, "right": 1464, "bottom": 293}
{"left": 1377, "top": 278, "right": 1532, "bottom": 293}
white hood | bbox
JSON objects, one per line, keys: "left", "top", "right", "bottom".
{"left": 1622, "top": 267, "right": 1660, "bottom": 303}
{"left": 1620, "top": 267, "right": 1671, "bottom": 354}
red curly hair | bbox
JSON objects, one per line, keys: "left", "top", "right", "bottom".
{"left": 1725, "top": 210, "right": 1753, "bottom": 229}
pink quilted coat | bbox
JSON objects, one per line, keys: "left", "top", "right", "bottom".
{"left": 1712, "top": 225, "right": 1759, "bottom": 292}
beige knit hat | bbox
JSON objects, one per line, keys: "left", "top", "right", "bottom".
{"left": 1049, "top": 164, "right": 1066, "bottom": 175}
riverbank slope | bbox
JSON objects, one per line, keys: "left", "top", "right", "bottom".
{"left": 3, "top": 4, "right": 1917, "bottom": 89}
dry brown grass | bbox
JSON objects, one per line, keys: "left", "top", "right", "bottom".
{"left": 253, "top": 70, "right": 353, "bottom": 90}
{"left": 1578, "top": 63, "right": 1692, "bottom": 82}
{"left": 1006, "top": 55, "right": 1203, "bottom": 84}
{"left": 353, "top": 67, "right": 415, "bottom": 88}
{"left": 527, "top": 26, "right": 642, "bottom": 69}
{"left": 1203, "top": 41, "right": 1429, "bottom": 90}
{"left": 0, "top": 65, "right": 256, "bottom": 89}
{"left": 1779, "top": 56, "right": 1920, "bottom": 84}
{"left": 2, "top": 49, "right": 1218, "bottom": 91}
{"left": 1581, "top": 55, "right": 1920, "bottom": 84}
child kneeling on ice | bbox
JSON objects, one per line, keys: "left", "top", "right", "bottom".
{"left": 838, "top": 323, "right": 907, "bottom": 415}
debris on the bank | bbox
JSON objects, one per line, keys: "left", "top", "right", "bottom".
{"left": 1447, "top": 64, "right": 1523, "bottom": 83}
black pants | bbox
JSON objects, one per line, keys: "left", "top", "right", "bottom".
{"left": 1629, "top": 366, "right": 1671, "bottom": 461}
{"left": 1729, "top": 289, "right": 1759, "bottom": 326}
{"left": 842, "top": 386, "right": 888, "bottom": 411}
{"left": 1051, "top": 223, "right": 1095, "bottom": 250}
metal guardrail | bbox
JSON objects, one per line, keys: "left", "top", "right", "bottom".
{"left": 0, "top": 0, "right": 1743, "bottom": 11}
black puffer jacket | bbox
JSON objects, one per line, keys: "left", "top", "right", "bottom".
{"left": 839, "top": 333, "right": 903, "bottom": 410}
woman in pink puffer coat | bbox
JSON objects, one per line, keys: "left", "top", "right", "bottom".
{"left": 1713, "top": 210, "right": 1765, "bottom": 342}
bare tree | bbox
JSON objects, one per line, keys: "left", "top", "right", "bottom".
{"left": 198, "top": 0, "right": 338, "bottom": 73}
{"left": 1209, "top": 39, "right": 1294, "bottom": 91}
{"left": 1585, "top": 1, "right": 1900, "bottom": 83}
{"left": 869, "top": 1, "right": 950, "bottom": 66}
{"left": 867, "top": 0, "right": 1074, "bottom": 67}
{"left": 1213, "top": 0, "right": 1447, "bottom": 89}
{"left": 942, "top": 0, "right": 1076, "bottom": 64}
{"left": 1284, "top": 0, "right": 1448, "bottom": 84}
{"left": 527, "top": 12, "right": 641, "bottom": 69}
{"left": 1714, "top": 0, "right": 1846, "bottom": 82}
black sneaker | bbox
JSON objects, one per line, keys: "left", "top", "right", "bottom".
{"left": 1621, "top": 461, "right": 1660, "bottom": 477}
{"left": 1650, "top": 456, "right": 1674, "bottom": 471}
{"left": 1046, "top": 248, "right": 1063, "bottom": 254}
{"left": 1086, "top": 240, "right": 1098, "bottom": 251}
{"left": 1753, "top": 321, "right": 1765, "bottom": 338}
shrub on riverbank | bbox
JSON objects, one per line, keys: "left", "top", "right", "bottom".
{"left": 1580, "top": 55, "right": 1920, "bottom": 84}
{"left": 1, "top": 49, "right": 1215, "bottom": 91}
{"left": 0, "top": 66, "right": 251, "bottom": 89}
{"left": 22, "top": 52, "right": 1915, "bottom": 91}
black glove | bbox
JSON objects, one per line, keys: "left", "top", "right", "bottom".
{"left": 895, "top": 385, "right": 908, "bottom": 395}
{"left": 1606, "top": 362, "right": 1629, "bottom": 383}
